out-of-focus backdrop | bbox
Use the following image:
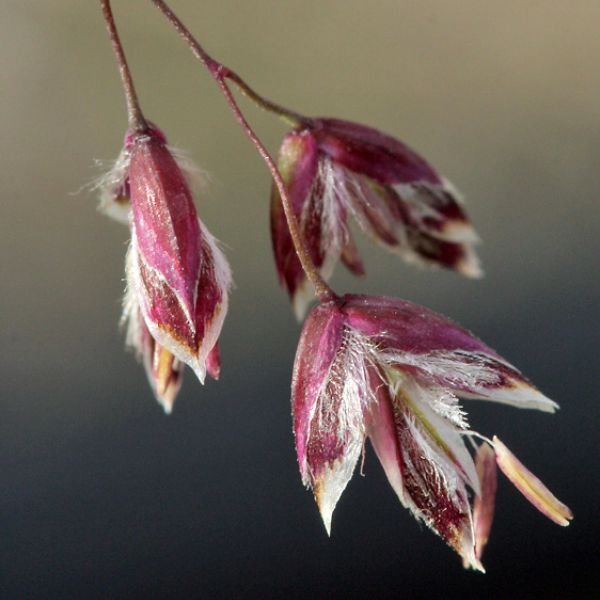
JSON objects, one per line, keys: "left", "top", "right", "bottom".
{"left": 1, "top": 1, "right": 598, "bottom": 597}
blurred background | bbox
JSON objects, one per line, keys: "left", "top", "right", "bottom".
{"left": 1, "top": 1, "right": 599, "bottom": 597}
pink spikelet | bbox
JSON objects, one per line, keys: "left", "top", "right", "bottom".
{"left": 292, "top": 295, "right": 571, "bottom": 570}
{"left": 272, "top": 119, "right": 481, "bottom": 317}
{"left": 107, "top": 125, "right": 232, "bottom": 411}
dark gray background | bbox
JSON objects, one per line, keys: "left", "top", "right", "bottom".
{"left": 1, "top": 1, "right": 598, "bottom": 598}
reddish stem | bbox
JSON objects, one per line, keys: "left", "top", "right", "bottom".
{"left": 100, "top": 0, "right": 147, "bottom": 132}
{"left": 150, "top": 0, "right": 336, "bottom": 305}
{"left": 150, "top": 0, "right": 308, "bottom": 128}
{"left": 214, "top": 77, "right": 335, "bottom": 303}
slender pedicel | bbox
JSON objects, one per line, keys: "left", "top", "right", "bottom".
{"left": 150, "top": 0, "right": 336, "bottom": 305}
{"left": 215, "top": 78, "right": 335, "bottom": 304}
{"left": 151, "top": 0, "right": 307, "bottom": 127}
{"left": 99, "top": 0, "right": 147, "bottom": 132}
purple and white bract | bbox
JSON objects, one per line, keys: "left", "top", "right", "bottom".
{"left": 96, "top": 123, "right": 167, "bottom": 224}
{"left": 469, "top": 443, "right": 497, "bottom": 566}
{"left": 112, "top": 125, "right": 231, "bottom": 411}
{"left": 123, "top": 297, "right": 184, "bottom": 414}
{"left": 271, "top": 119, "right": 482, "bottom": 318}
{"left": 292, "top": 294, "right": 571, "bottom": 570}
{"left": 96, "top": 123, "right": 208, "bottom": 225}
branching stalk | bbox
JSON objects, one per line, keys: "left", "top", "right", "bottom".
{"left": 150, "top": 0, "right": 336, "bottom": 305}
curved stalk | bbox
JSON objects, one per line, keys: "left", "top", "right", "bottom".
{"left": 150, "top": 0, "right": 336, "bottom": 304}
{"left": 150, "top": 0, "right": 308, "bottom": 127}
{"left": 100, "top": 0, "right": 147, "bottom": 132}
{"left": 214, "top": 75, "right": 334, "bottom": 303}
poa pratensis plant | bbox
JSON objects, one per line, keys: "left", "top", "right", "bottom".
{"left": 95, "top": 0, "right": 572, "bottom": 571}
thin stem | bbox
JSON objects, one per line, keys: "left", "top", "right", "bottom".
{"left": 223, "top": 71, "right": 307, "bottom": 128}
{"left": 100, "top": 0, "right": 147, "bottom": 131}
{"left": 150, "top": 0, "right": 308, "bottom": 127}
{"left": 151, "top": 0, "right": 335, "bottom": 304}
{"left": 215, "top": 77, "right": 334, "bottom": 302}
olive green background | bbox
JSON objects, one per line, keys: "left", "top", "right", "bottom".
{"left": 1, "top": 1, "right": 598, "bottom": 597}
